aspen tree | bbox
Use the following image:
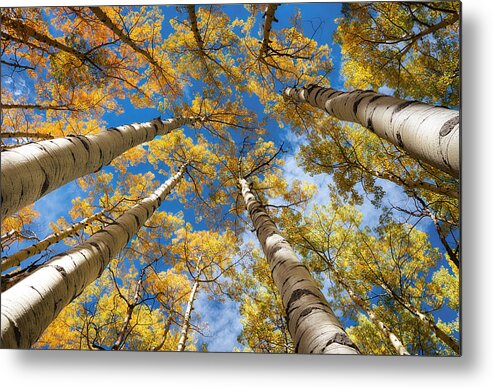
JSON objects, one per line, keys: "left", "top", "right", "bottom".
{"left": 1, "top": 116, "right": 201, "bottom": 220}
{"left": 283, "top": 85, "right": 459, "bottom": 178}
{"left": 239, "top": 178, "right": 359, "bottom": 354}
{"left": 1, "top": 164, "right": 188, "bottom": 348}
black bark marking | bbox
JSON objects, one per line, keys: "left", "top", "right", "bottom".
{"left": 53, "top": 299, "right": 60, "bottom": 315}
{"left": 131, "top": 213, "right": 141, "bottom": 227}
{"left": 270, "top": 257, "right": 288, "bottom": 276}
{"left": 299, "top": 306, "right": 316, "bottom": 318}
{"left": 29, "top": 285, "right": 44, "bottom": 299}
{"left": 393, "top": 100, "right": 417, "bottom": 114}
{"left": 281, "top": 274, "right": 310, "bottom": 293}
{"left": 320, "top": 332, "right": 358, "bottom": 353}
{"left": 70, "top": 150, "right": 77, "bottom": 163}
{"left": 396, "top": 132, "right": 404, "bottom": 148}
{"left": 77, "top": 136, "right": 91, "bottom": 152}
{"left": 12, "top": 320, "right": 22, "bottom": 348}
{"left": 352, "top": 93, "right": 368, "bottom": 117}
{"left": 311, "top": 87, "right": 324, "bottom": 106}
{"left": 269, "top": 241, "right": 286, "bottom": 256}
{"left": 439, "top": 116, "right": 459, "bottom": 137}
{"left": 286, "top": 288, "right": 318, "bottom": 317}
{"left": 367, "top": 117, "right": 374, "bottom": 132}
{"left": 144, "top": 205, "right": 152, "bottom": 219}
{"left": 368, "top": 95, "right": 383, "bottom": 104}
{"left": 40, "top": 173, "right": 50, "bottom": 196}
{"left": 53, "top": 265, "right": 67, "bottom": 277}
{"left": 87, "top": 241, "right": 107, "bottom": 260}
{"left": 71, "top": 288, "right": 84, "bottom": 302}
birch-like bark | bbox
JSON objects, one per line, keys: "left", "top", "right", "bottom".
{"left": 1, "top": 210, "right": 106, "bottom": 272}
{"left": 0, "top": 164, "right": 187, "bottom": 349}
{"left": 176, "top": 279, "right": 199, "bottom": 352}
{"left": 1, "top": 116, "right": 199, "bottom": 220}
{"left": 283, "top": 85, "right": 459, "bottom": 178}
{"left": 337, "top": 276, "right": 409, "bottom": 355}
{"left": 0, "top": 131, "right": 55, "bottom": 140}
{"left": 240, "top": 178, "right": 359, "bottom": 354}
{"left": 380, "top": 283, "right": 460, "bottom": 354}
{"left": 258, "top": 4, "right": 279, "bottom": 60}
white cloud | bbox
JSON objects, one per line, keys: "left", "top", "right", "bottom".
{"left": 193, "top": 291, "right": 244, "bottom": 352}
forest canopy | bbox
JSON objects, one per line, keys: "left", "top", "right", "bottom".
{"left": 0, "top": 1, "right": 460, "bottom": 355}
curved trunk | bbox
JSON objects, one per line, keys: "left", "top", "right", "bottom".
{"left": 240, "top": 178, "right": 359, "bottom": 354}
{"left": 176, "top": 279, "right": 199, "bottom": 352}
{"left": 1, "top": 210, "right": 106, "bottom": 272}
{"left": 283, "top": 85, "right": 459, "bottom": 178}
{"left": 0, "top": 164, "right": 187, "bottom": 348}
{"left": 1, "top": 116, "right": 199, "bottom": 220}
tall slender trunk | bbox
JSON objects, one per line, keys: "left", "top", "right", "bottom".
{"left": 176, "top": 279, "right": 199, "bottom": 352}
{"left": 258, "top": 4, "right": 279, "bottom": 60}
{"left": 1, "top": 116, "right": 199, "bottom": 220}
{"left": 0, "top": 131, "right": 55, "bottom": 140}
{"left": 239, "top": 178, "right": 359, "bottom": 354}
{"left": 380, "top": 283, "right": 460, "bottom": 354}
{"left": 336, "top": 275, "right": 409, "bottom": 355}
{"left": 283, "top": 85, "right": 459, "bottom": 178}
{"left": 1, "top": 210, "right": 106, "bottom": 272}
{"left": 1, "top": 104, "right": 78, "bottom": 112}
{"left": 186, "top": 5, "right": 206, "bottom": 53}
{"left": 367, "top": 168, "right": 459, "bottom": 199}
{"left": 151, "top": 315, "right": 172, "bottom": 351}
{"left": 0, "top": 164, "right": 188, "bottom": 348}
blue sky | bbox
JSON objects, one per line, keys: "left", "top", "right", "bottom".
{"left": 1, "top": 2, "right": 459, "bottom": 353}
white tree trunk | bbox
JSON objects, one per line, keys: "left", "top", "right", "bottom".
{"left": 283, "top": 85, "right": 459, "bottom": 178}
{"left": 240, "top": 178, "right": 359, "bottom": 354}
{"left": 331, "top": 269, "right": 409, "bottom": 355}
{"left": 176, "top": 279, "right": 199, "bottom": 352}
{"left": 380, "top": 283, "right": 460, "bottom": 354}
{"left": 347, "top": 290, "right": 409, "bottom": 355}
{"left": 0, "top": 164, "right": 187, "bottom": 349}
{"left": 1, "top": 210, "right": 106, "bottom": 272}
{"left": 1, "top": 116, "right": 199, "bottom": 220}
